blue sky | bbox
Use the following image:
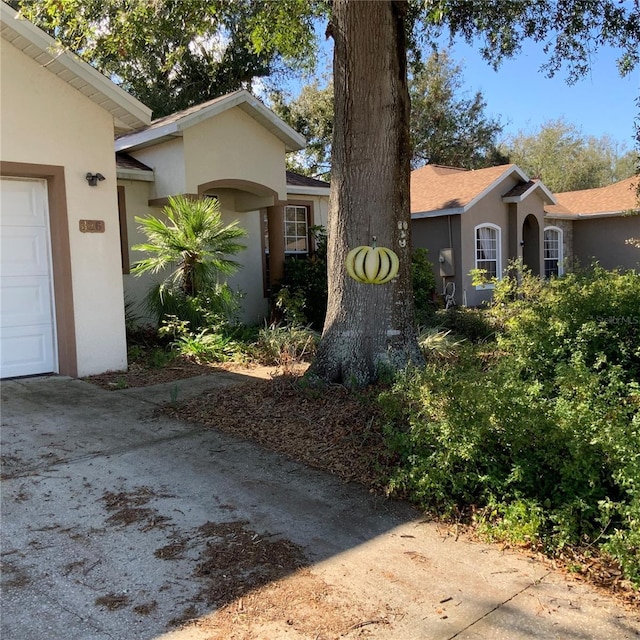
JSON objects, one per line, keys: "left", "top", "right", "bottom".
{"left": 290, "top": 26, "right": 639, "bottom": 152}
{"left": 447, "top": 37, "right": 639, "bottom": 149}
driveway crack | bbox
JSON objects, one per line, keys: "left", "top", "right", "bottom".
{"left": 446, "top": 572, "right": 553, "bottom": 640}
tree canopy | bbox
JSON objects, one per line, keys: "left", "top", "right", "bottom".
{"left": 271, "top": 48, "right": 507, "bottom": 179}
{"left": 13, "top": 0, "right": 318, "bottom": 117}
{"left": 504, "top": 119, "right": 637, "bottom": 192}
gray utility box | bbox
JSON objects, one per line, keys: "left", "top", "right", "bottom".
{"left": 439, "top": 248, "right": 455, "bottom": 277}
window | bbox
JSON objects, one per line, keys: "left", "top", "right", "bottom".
{"left": 475, "top": 223, "right": 501, "bottom": 287}
{"left": 284, "top": 205, "right": 309, "bottom": 254}
{"left": 544, "top": 226, "right": 563, "bottom": 278}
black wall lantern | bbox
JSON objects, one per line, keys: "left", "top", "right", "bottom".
{"left": 86, "top": 172, "right": 105, "bottom": 186}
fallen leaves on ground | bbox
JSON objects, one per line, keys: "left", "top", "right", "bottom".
{"left": 164, "top": 374, "right": 395, "bottom": 489}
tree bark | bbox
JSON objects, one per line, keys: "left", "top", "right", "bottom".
{"left": 309, "top": 0, "right": 423, "bottom": 387}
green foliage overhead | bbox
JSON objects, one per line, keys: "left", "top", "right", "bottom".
{"left": 504, "top": 119, "right": 637, "bottom": 192}
{"left": 409, "top": 50, "right": 507, "bottom": 169}
{"left": 14, "top": 0, "right": 312, "bottom": 117}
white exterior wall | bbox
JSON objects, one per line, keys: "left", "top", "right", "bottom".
{"left": 1, "top": 41, "right": 127, "bottom": 376}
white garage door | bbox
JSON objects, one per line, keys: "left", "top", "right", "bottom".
{"left": 1, "top": 178, "right": 57, "bottom": 378}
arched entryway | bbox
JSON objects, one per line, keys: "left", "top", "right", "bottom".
{"left": 522, "top": 214, "right": 540, "bottom": 275}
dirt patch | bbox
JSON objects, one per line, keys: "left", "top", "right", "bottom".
{"left": 95, "top": 593, "right": 130, "bottom": 611}
{"left": 101, "top": 487, "right": 171, "bottom": 531}
{"left": 154, "top": 538, "right": 188, "bottom": 560}
{"left": 164, "top": 374, "right": 393, "bottom": 487}
{"left": 173, "top": 519, "right": 394, "bottom": 638}
{"left": 133, "top": 601, "right": 158, "bottom": 616}
{"left": 193, "top": 520, "right": 307, "bottom": 607}
{"left": 83, "top": 357, "right": 276, "bottom": 390}
{"left": 187, "top": 569, "right": 398, "bottom": 640}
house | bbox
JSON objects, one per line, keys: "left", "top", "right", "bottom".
{"left": 114, "top": 93, "right": 330, "bottom": 325}
{"left": 0, "top": 3, "right": 152, "bottom": 378}
{"left": 411, "top": 164, "right": 556, "bottom": 307}
{"left": 544, "top": 177, "right": 639, "bottom": 272}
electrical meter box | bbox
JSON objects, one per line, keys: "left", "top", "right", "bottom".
{"left": 439, "top": 248, "right": 455, "bottom": 277}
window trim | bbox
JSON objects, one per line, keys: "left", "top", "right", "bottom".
{"left": 474, "top": 223, "right": 502, "bottom": 289}
{"left": 543, "top": 225, "right": 564, "bottom": 278}
{"left": 283, "top": 204, "right": 310, "bottom": 255}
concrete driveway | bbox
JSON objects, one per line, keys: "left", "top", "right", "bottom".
{"left": 1, "top": 373, "right": 638, "bottom": 639}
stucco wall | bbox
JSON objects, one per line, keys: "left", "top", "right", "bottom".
{"left": 1, "top": 40, "right": 127, "bottom": 376}
{"left": 118, "top": 179, "right": 160, "bottom": 325}
{"left": 573, "top": 216, "right": 640, "bottom": 270}
{"left": 412, "top": 215, "right": 462, "bottom": 302}
{"left": 184, "top": 107, "right": 288, "bottom": 201}
{"left": 129, "top": 138, "right": 186, "bottom": 201}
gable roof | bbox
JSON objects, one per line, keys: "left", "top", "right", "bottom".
{"left": 545, "top": 176, "right": 639, "bottom": 218}
{"left": 1, "top": 2, "right": 151, "bottom": 133}
{"left": 411, "top": 164, "right": 555, "bottom": 218}
{"left": 115, "top": 90, "right": 306, "bottom": 154}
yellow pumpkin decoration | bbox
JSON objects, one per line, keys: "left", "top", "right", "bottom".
{"left": 345, "top": 243, "right": 399, "bottom": 284}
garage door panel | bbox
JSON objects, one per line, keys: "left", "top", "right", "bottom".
{"left": 0, "top": 325, "right": 55, "bottom": 379}
{"left": 1, "top": 227, "right": 51, "bottom": 276}
{"left": 0, "top": 178, "right": 56, "bottom": 378}
{"left": 0, "top": 276, "right": 54, "bottom": 327}
{"left": 0, "top": 178, "right": 47, "bottom": 226}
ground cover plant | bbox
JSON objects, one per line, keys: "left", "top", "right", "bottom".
{"left": 381, "top": 265, "right": 640, "bottom": 589}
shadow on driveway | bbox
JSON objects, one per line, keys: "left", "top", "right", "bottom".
{"left": 1, "top": 374, "right": 638, "bottom": 639}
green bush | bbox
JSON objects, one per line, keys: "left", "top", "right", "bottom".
{"left": 272, "top": 226, "right": 328, "bottom": 330}
{"left": 381, "top": 266, "right": 640, "bottom": 586}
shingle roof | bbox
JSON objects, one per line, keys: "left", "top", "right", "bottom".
{"left": 115, "top": 152, "right": 152, "bottom": 172}
{"left": 286, "top": 171, "right": 330, "bottom": 188}
{"left": 411, "top": 164, "right": 519, "bottom": 214}
{"left": 545, "top": 176, "right": 639, "bottom": 216}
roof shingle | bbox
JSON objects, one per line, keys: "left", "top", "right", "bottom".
{"left": 545, "top": 177, "right": 639, "bottom": 216}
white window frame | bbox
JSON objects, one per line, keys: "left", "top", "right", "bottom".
{"left": 543, "top": 226, "right": 564, "bottom": 278}
{"left": 283, "top": 205, "right": 309, "bottom": 254}
{"left": 474, "top": 223, "right": 502, "bottom": 289}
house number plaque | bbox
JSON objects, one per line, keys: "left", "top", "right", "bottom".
{"left": 79, "top": 220, "right": 105, "bottom": 233}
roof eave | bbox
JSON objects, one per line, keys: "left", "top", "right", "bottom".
{"left": 116, "top": 167, "right": 155, "bottom": 182}
{"left": 412, "top": 208, "right": 464, "bottom": 219}
{"left": 287, "top": 185, "right": 331, "bottom": 197}
{"left": 1, "top": 3, "right": 151, "bottom": 131}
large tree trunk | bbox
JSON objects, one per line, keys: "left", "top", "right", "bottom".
{"left": 309, "top": 0, "right": 423, "bottom": 387}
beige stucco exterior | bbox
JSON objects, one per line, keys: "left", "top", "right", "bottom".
{"left": 118, "top": 101, "right": 332, "bottom": 326}
{"left": 412, "top": 172, "right": 549, "bottom": 307}
{"left": 1, "top": 39, "right": 134, "bottom": 376}
{"left": 572, "top": 216, "right": 640, "bottom": 270}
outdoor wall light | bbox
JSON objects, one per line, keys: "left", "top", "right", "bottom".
{"left": 86, "top": 172, "right": 105, "bottom": 186}
{"left": 520, "top": 240, "right": 525, "bottom": 247}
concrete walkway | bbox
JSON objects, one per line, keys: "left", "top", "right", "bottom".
{"left": 1, "top": 373, "right": 638, "bottom": 639}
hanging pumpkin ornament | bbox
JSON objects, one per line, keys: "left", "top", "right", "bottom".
{"left": 345, "top": 237, "right": 399, "bottom": 284}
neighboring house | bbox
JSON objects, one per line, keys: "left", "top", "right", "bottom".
{"left": 544, "top": 177, "right": 640, "bottom": 272}
{"left": 411, "top": 164, "right": 556, "bottom": 307}
{"left": 0, "top": 3, "right": 151, "bottom": 378}
{"left": 114, "top": 94, "right": 330, "bottom": 324}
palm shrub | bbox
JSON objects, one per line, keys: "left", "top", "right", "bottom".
{"left": 132, "top": 195, "right": 247, "bottom": 329}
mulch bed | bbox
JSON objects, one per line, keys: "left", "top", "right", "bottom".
{"left": 164, "top": 374, "right": 395, "bottom": 489}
